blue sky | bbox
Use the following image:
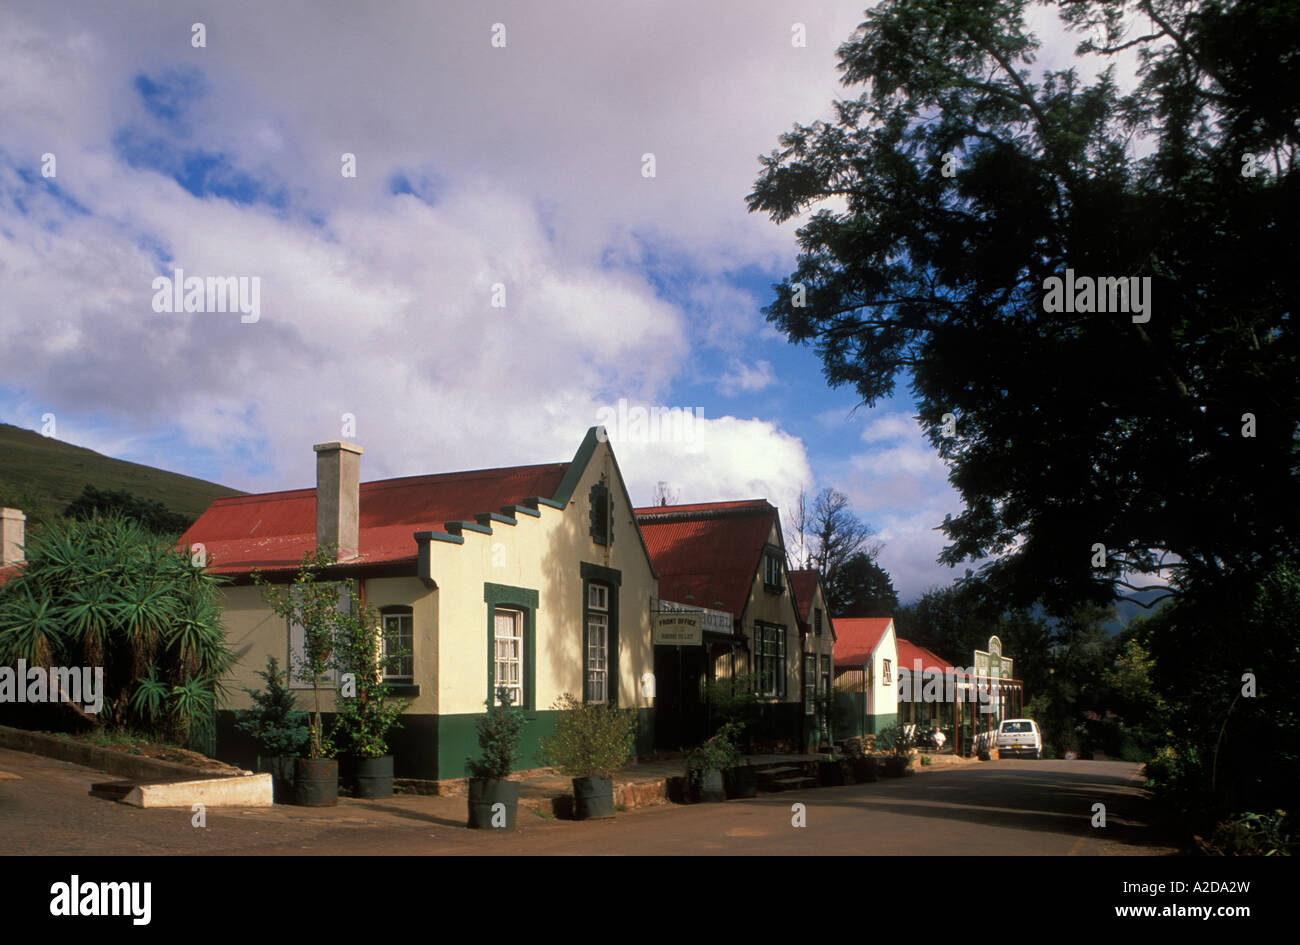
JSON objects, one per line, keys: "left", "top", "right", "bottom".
{"left": 0, "top": 0, "right": 1092, "bottom": 601}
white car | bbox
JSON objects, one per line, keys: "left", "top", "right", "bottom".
{"left": 996, "top": 719, "right": 1042, "bottom": 759}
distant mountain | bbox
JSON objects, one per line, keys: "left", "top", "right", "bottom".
{"left": 1027, "top": 587, "right": 1173, "bottom": 636}
{"left": 0, "top": 423, "right": 242, "bottom": 526}
{"left": 1103, "top": 588, "right": 1175, "bottom": 634}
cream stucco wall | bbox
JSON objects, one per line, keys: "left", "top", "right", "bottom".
{"left": 867, "top": 620, "right": 899, "bottom": 717}
{"left": 421, "top": 437, "right": 656, "bottom": 717}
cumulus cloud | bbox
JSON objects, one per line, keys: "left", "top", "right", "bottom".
{"left": 0, "top": 1, "right": 862, "bottom": 497}
{"left": 717, "top": 358, "right": 776, "bottom": 396}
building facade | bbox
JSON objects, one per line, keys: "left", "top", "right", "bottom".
{"left": 183, "top": 427, "right": 659, "bottom": 780}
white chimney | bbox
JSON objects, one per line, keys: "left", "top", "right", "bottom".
{"left": 1, "top": 508, "right": 25, "bottom": 567}
{"left": 313, "top": 442, "right": 363, "bottom": 560}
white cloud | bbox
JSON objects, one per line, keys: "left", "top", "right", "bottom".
{"left": 717, "top": 358, "right": 776, "bottom": 396}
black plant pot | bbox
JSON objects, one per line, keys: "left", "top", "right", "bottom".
{"left": 666, "top": 775, "right": 690, "bottom": 804}
{"left": 690, "top": 768, "right": 726, "bottom": 803}
{"left": 258, "top": 755, "right": 296, "bottom": 804}
{"left": 851, "top": 758, "right": 877, "bottom": 783}
{"left": 883, "top": 756, "right": 908, "bottom": 778}
{"left": 723, "top": 765, "right": 758, "bottom": 799}
{"left": 819, "top": 759, "right": 846, "bottom": 787}
{"left": 355, "top": 755, "right": 394, "bottom": 798}
{"left": 467, "top": 778, "right": 520, "bottom": 829}
{"left": 294, "top": 757, "right": 339, "bottom": 806}
{"left": 572, "top": 776, "right": 615, "bottom": 819}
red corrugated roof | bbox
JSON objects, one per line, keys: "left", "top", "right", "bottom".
{"left": 833, "top": 617, "right": 893, "bottom": 667}
{"left": 634, "top": 500, "right": 778, "bottom": 622}
{"left": 895, "top": 637, "right": 962, "bottom": 675}
{"left": 181, "top": 462, "right": 569, "bottom": 574}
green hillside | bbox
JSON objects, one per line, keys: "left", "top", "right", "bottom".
{"left": 0, "top": 423, "right": 242, "bottom": 527}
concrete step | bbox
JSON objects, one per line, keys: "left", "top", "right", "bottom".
{"left": 762, "top": 776, "right": 818, "bottom": 792}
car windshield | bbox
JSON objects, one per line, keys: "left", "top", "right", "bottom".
{"left": 1000, "top": 722, "right": 1033, "bottom": 733}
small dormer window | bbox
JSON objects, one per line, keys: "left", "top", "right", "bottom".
{"left": 589, "top": 479, "right": 613, "bottom": 545}
{"left": 762, "top": 549, "right": 783, "bottom": 591}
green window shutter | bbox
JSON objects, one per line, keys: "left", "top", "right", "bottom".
{"left": 589, "top": 480, "right": 612, "bottom": 545}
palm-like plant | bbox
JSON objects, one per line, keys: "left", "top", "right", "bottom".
{"left": 0, "top": 511, "right": 229, "bottom": 744}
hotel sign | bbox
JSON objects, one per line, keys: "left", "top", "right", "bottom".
{"left": 654, "top": 600, "right": 734, "bottom": 644}
{"left": 974, "top": 635, "right": 1014, "bottom": 679}
{"left": 653, "top": 611, "right": 703, "bottom": 646}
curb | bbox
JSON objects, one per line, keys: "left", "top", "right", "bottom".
{"left": 0, "top": 725, "right": 241, "bottom": 783}
{"left": 119, "top": 773, "right": 273, "bottom": 808}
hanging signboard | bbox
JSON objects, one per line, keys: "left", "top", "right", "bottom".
{"left": 974, "top": 635, "right": 1013, "bottom": 679}
{"left": 653, "top": 611, "right": 703, "bottom": 645}
{"left": 656, "top": 599, "right": 733, "bottom": 638}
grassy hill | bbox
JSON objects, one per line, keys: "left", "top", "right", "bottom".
{"left": 0, "top": 423, "right": 242, "bottom": 527}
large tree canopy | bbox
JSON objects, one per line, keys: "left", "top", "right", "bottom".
{"left": 749, "top": 0, "right": 1299, "bottom": 609}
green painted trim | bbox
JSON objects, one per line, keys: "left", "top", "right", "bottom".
{"left": 446, "top": 520, "right": 492, "bottom": 535}
{"left": 483, "top": 583, "right": 539, "bottom": 609}
{"left": 524, "top": 496, "right": 565, "bottom": 510}
{"left": 580, "top": 561, "right": 622, "bottom": 587}
{"left": 439, "top": 707, "right": 654, "bottom": 780}
{"left": 414, "top": 529, "right": 463, "bottom": 544}
{"left": 477, "top": 512, "right": 516, "bottom": 527}
{"left": 552, "top": 426, "right": 603, "bottom": 506}
{"left": 869, "top": 712, "right": 899, "bottom": 735}
{"left": 504, "top": 504, "right": 540, "bottom": 518}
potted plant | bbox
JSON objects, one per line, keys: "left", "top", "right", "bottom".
{"left": 234, "top": 655, "right": 309, "bottom": 803}
{"left": 818, "top": 751, "right": 847, "bottom": 786}
{"left": 701, "top": 673, "right": 760, "bottom": 796}
{"left": 466, "top": 688, "right": 524, "bottom": 829}
{"left": 254, "top": 548, "right": 345, "bottom": 806}
{"left": 878, "top": 723, "right": 915, "bottom": 777}
{"left": 329, "top": 589, "right": 411, "bottom": 798}
{"left": 701, "top": 672, "right": 760, "bottom": 752}
{"left": 538, "top": 693, "right": 637, "bottom": 820}
{"left": 843, "top": 738, "right": 877, "bottom": 783}
{"left": 685, "top": 721, "right": 742, "bottom": 802}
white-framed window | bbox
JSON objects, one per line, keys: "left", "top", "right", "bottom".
{"left": 762, "top": 552, "right": 783, "bottom": 589}
{"left": 755, "top": 623, "right": 786, "bottom": 698}
{"left": 803, "top": 653, "right": 816, "bottom": 715}
{"left": 882, "top": 658, "right": 892, "bottom": 686}
{"left": 381, "top": 611, "right": 413, "bottom": 682}
{"left": 586, "top": 585, "right": 609, "bottom": 704}
{"left": 494, "top": 608, "right": 523, "bottom": 708}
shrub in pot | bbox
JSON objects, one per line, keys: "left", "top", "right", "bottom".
{"left": 686, "top": 721, "right": 742, "bottom": 803}
{"left": 818, "top": 753, "right": 847, "bottom": 786}
{"left": 843, "top": 739, "right": 877, "bottom": 783}
{"left": 538, "top": 693, "right": 637, "bottom": 819}
{"left": 723, "top": 763, "right": 758, "bottom": 798}
{"left": 329, "top": 589, "right": 411, "bottom": 798}
{"left": 701, "top": 673, "right": 761, "bottom": 753}
{"left": 254, "top": 548, "right": 350, "bottom": 806}
{"left": 466, "top": 688, "right": 524, "bottom": 829}
{"left": 877, "top": 723, "right": 915, "bottom": 778}
{"left": 234, "top": 655, "right": 309, "bottom": 803}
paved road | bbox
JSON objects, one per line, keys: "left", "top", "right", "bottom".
{"left": 0, "top": 747, "right": 1180, "bottom": 855}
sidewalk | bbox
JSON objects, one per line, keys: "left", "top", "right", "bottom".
{"left": 408, "top": 752, "right": 839, "bottom": 816}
